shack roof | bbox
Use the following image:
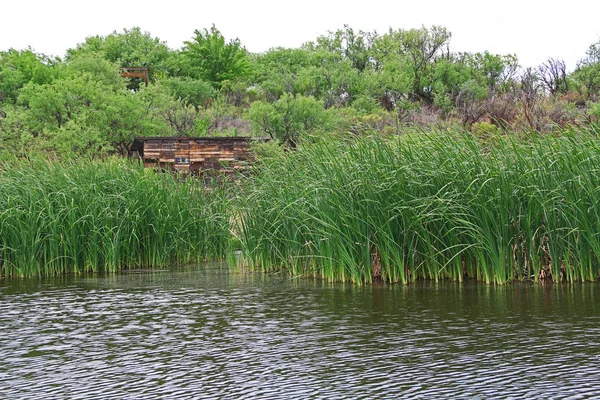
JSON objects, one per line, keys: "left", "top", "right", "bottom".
{"left": 130, "top": 136, "right": 268, "bottom": 152}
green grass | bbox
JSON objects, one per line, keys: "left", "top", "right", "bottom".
{"left": 0, "top": 157, "right": 230, "bottom": 277}
{"left": 236, "top": 127, "right": 600, "bottom": 284}
{"left": 6, "top": 127, "right": 600, "bottom": 284}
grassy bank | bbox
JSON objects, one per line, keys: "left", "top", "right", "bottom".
{"left": 0, "top": 158, "right": 230, "bottom": 277}
{"left": 237, "top": 127, "right": 600, "bottom": 284}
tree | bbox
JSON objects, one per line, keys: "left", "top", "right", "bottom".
{"left": 314, "top": 25, "right": 376, "bottom": 72}
{"left": 94, "top": 87, "right": 166, "bottom": 154}
{"left": 251, "top": 46, "right": 362, "bottom": 106}
{"left": 252, "top": 48, "right": 321, "bottom": 101}
{"left": 432, "top": 57, "right": 472, "bottom": 93}
{"left": 67, "top": 53, "right": 124, "bottom": 90}
{"left": 148, "top": 91, "right": 198, "bottom": 138}
{"left": 538, "top": 58, "right": 568, "bottom": 96}
{"left": 0, "top": 105, "right": 34, "bottom": 156}
{"left": 255, "top": 47, "right": 318, "bottom": 76}
{"left": 572, "top": 39, "right": 600, "bottom": 100}
{"left": 455, "top": 79, "right": 487, "bottom": 127}
{"left": 0, "top": 49, "right": 59, "bottom": 104}
{"left": 582, "top": 40, "right": 600, "bottom": 65}
{"left": 373, "top": 26, "right": 451, "bottom": 101}
{"left": 17, "top": 71, "right": 168, "bottom": 156}
{"left": 66, "top": 27, "right": 174, "bottom": 84}
{"left": 471, "top": 52, "right": 519, "bottom": 96}
{"left": 181, "top": 25, "right": 250, "bottom": 88}
{"left": 249, "top": 93, "right": 330, "bottom": 147}
{"left": 18, "top": 73, "right": 103, "bottom": 132}
{"left": 359, "top": 62, "right": 412, "bottom": 111}
{"left": 162, "top": 76, "right": 215, "bottom": 111}
{"left": 430, "top": 57, "right": 473, "bottom": 114}
{"left": 0, "top": 67, "right": 24, "bottom": 104}
{"left": 519, "top": 67, "right": 543, "bottom": 130}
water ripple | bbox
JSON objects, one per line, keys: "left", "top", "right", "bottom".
{"left": 1, "top": 268, "right": 600, "bottom": 399}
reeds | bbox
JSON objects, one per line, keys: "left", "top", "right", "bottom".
{"left": 0, "top": 157, "right": 230, "bottom": 277}
{"left": 237, "top": 127, "right": 600, "bottom": 284}
{"left": 6, "top": 129, "right": 600, "bottom": 284}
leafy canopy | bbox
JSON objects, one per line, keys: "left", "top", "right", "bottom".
{"left": 181, "top": 25, "right": 250, "bottom": 88}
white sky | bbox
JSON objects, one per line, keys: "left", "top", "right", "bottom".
{"left": 1, "top": 0, "right": 599, "bottom": 72}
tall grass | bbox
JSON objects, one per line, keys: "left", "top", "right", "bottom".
{"left": 237, "top": 127, "right": 600, "bottom": 284}
{"left": 0, "top": 157, "right": 230, "bottom": 277}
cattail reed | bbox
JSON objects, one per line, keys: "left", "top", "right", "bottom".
{"left": 0, "top": 157, "right": 230, "bottom": 277}
{"left": 236, "top": 127, "right": 600, "bottom": 284}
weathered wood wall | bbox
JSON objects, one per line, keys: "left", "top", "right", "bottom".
{"left": 132, "top": 137, "right": 259, "bottom": 173}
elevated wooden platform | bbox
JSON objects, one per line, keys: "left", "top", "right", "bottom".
{"left": 120, "top": 67, "right": 149, "bottom": 87}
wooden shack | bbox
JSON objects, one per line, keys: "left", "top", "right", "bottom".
{"left": 131, "top": 136, "right": 263, "bottom": 174}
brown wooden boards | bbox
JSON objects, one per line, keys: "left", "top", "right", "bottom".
{"left": 131, "top": 137, "right": 267, "bottom": 173}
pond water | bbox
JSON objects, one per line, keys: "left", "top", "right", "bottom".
{"left": 1, "top": 263, "right": 600, "bottom": 399}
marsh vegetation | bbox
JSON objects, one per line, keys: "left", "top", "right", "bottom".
{"left": 238, "top": 128, "right": 600, "bottom": 284}
{"left": 0, "top": 158, "right": 229, "bottom": 277}
{"left": 3, "top": 25, "right": 600, "bottom": 283}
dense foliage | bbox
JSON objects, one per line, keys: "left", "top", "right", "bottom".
{"left": 2, "top": 25, "right": 600, "bottom": 156}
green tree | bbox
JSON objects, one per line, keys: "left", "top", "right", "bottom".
{"left": 18, "top": 73, "right": 103, "bottom": 132}
{"left": 455, "top": 79, "right": 488, "bottom": 127}
{"left": 582, "top": 40, "right": 600, "bottom": 65}
{"left": 572, "top": 39, "right": 600, "bottom": 100}
{"left": 254, "top": 48, "right": 318, "bottom": 76}
{"left": 249, "top": 93, "right": 330, "bottom": 147}
{"left": 0, "top": 105, "right": 35, "bottom": 156}
{"left": 139, "top": 84, "right": 199, "bottom": 138}
{"left": 430, "top": 57, "right": 472, "bottom": 114}
{"left": 373, "top": 25, "right": 451, "bottom": 100}
{"left": 314, "top": 25, "right": 376, "bottom": 72}
{"left": 0, "top": 67, "right": 24, "bottom": 104}
{"left": 572, "top": 64, "right": 600, "bottom": 100}
{"left": 359, "top": 60, "right": 412, "bottom": 111}
{"left": 67, "top": 53, "right": 124, "bottom": 90}
{"left": 17, "top": 72, "right": 167, "bottom": 156}
{"left": 254, "top": 47, "right": 363, "bottom": 107}
{"left": 66, "top": 27, "right": 174, "bottom": 84}
{"left": 93, "top": 87, "right": 167, "bottom": 154}
{"left": 0, "top": 49, "right": 59, "bottom": 104}
{"left": 468, "top": 52, "right": 519, "bottom": 96}
{"left": 181, "top": 25, "right": 250, "bottom": 88}
{"left": 162, "top": 76, "right": 215, "bottom": 111}
{"left": 251, "top": 48, "right": 320, "bottom": 101}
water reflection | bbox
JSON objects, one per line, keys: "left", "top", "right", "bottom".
{"left": 1, "top": 265, "right": 600, "bottom": 398}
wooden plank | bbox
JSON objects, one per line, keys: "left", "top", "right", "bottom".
{"left": 176, "top": 142, "right": 189, "bottom": 151}
{"left": 136, "top": 136, "right": 261, "bottom": 174}
{"left": 198, "top": 146, "right": 220, "bottom": 152}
